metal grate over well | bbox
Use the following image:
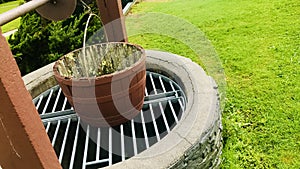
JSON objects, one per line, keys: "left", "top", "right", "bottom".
{"left": 33, "top": 71, "right": 187, "bottom": 169}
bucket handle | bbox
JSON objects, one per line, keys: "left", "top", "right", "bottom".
{"left": 80, "top": 0, "right": 107, "bottom": 78}
{"left": 80, "top": 0, "right": 106, "bottom": 49}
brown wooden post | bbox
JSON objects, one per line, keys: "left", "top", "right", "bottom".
{"left": 96, "top": 0, "right": 128, "bottom": 42}
{"left": 0, "top": 29, "right": 61, "bottom": 169}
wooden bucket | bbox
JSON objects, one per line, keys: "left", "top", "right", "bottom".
{"left": 53, "top": 43, "right": 146, "bottom": 127}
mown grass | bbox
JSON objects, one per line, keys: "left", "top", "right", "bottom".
{"left": 0, "top": 1, "right": 21, "bottom": 33}
{"left": 129, "top": 0, "right": 300, "bottom": 168}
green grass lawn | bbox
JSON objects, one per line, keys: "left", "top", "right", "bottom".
{"left": 0, "top": 1, "right": 21, "bottom": 33}
{"left": 128, "top": 0, "right": 300, "bottom": 168}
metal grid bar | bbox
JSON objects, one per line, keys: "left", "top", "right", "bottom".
{"left": 159, "top": 76, "right": 179, "bottom": 124}
{"left": 51, "top": 120, "right": 61, "bottom": 146}
{"left": 144, "top": 75, "right": 160, "bottom": 141}
{"left": 120, "top": 124, "right": 125, "bottom": 161}
{"left": 82, "top": 125, "right": 90, "bottom": 169}
{"left": 109, "top": 127, "right": 112, "bottom": 166}
{"left": 131, "top": 119, "right": 138, "bottom": 156}
{"left": 36, "top": 95, "right": 43, "bottom": 110}
{"left": 61, "top": 98, "right": 68, "bottom": 111}
{"left": 52, "top": 88, "right": 62, "bottom": 112}
{"left": 140, "top": 110, "right": 149, "bottom": 148}
{"left": 96, "top": 128, "right": 101, "bottom": 161}
{"left": 45, "top": 121, "right": 51, "bottom": 133}
{"left": 86, "top": 159, "right": 109, "bottom": 166}
{"left": 69, "top": 118, "right": 81, "bottom": 169}
{"left": 149, "top": 103, "right": 161, "bottom": 141}
{"left": 42, "top": 89, "right": 53, "bottom": 115}
{"left": 36, "top": 71, "right": 186, "bottom": 169}
{"left": 170, "top": 81, "right": 185, "bottom": 111}
{"left": 59, "top": 118, "right": 71, "bottom": 163}
{"left": 149, "top": 73, "right": 170, "bottom": 133}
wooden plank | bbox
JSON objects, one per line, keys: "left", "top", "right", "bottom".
{"left": 96, "top": 0, "right": 128, "bottom": 42}
{"left": 0, "top": 28, "right": 61, "bottom": 169}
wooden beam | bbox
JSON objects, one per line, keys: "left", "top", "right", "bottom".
{"left": 0, "top": 29, "right": 61, "bottom": 169}
{"left": 96, "top": 0, "right": 128, "bottom": 42}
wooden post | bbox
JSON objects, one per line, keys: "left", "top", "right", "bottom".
{"left": 0, "top": 29, "right": 61, "bottom": 169}
{"left": 96, "top": 0, "right": 128, "bottom": 42}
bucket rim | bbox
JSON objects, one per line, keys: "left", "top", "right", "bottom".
{"left": 53, "top": 42, "right": 146, "bottom": 83}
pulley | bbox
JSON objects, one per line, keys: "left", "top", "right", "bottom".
{"left": 36, "top": 0, "right": 77, "bottom": 21}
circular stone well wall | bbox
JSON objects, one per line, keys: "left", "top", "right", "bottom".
{"left": 23, "top": 50, "right": 222, "bottom": 169}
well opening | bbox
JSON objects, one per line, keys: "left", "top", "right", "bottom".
{"left": 24, "top": 50, "right": 222, "bottom": 169}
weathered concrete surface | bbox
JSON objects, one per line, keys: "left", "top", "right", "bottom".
{"left": 22, "top": 62, "right": 56, "bottom": 98}
{"left": 105, "top": 50, "right": 222, "bottom": 169}
{"left": 0, "top": 29, "right": 61, "bottom": 169}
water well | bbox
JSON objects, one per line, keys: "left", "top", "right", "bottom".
{"left": 23, "top": 50, "right": 222, "bottom": 169}
{"left": 1, "top": 0, "right": 222, "bottom": 168}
